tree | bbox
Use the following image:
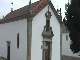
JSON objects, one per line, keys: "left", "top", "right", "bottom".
{"left": 63, "top": 0, "right": 80, "bottom": 53}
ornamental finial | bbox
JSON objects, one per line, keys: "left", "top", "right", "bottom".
{"left": 29, "top": 0, "right": 31, "bottom": 5}
{"left": 11, "top": 2, "right": 13, "bottom": 12}
{"left": 28, "top": 0, "right": 32, "bottom": 14}
{"left": 45, "top": 6, "right": 52, "bottom": 20}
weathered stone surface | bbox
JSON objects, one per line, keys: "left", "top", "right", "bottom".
{"left": 27, "top": 19, "right": 32, "bottom": 60}
{"left": 61, "top": 55, "right": 80, "bottom": 60}
{"left": 0, "top": 57, "right": 7, "bottom": 60}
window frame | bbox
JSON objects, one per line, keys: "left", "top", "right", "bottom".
{"left": 17, "top": 33, "right": 19, "bottom": 48}
{"left": 66, "top": 35, "right": 68, "bottom": 41}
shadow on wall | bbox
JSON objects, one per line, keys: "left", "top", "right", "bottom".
{"left": 61, "top": 55, "right": 80, "bottom": 60}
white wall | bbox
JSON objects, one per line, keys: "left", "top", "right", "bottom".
{"left": 62, "top": 33, "right": 80, "bottom": 57}
{"left": 32, "top": 5, "right": 60, "bottom": 60}
{"left": 0, "top": 19, "right": 27, "bottom": 60}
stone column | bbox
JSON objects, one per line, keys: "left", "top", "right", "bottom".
{"left": 26, "top": 1, "right": 33, "bottom": 60}
{"left": 27, "top": 17, "right": 33, "bottom": 60}
{"left": 60, "top": 24, "right": 62, "bottom": 60}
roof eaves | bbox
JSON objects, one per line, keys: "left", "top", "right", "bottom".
{"left": 48, "top": 1, "right": 63, "bottom": 24}
{"left": 2, "top": 1, "right": 40, "bottom": 21}
{"left": 0, "top": 14, "right": 27, "bottom": 24}
{"left": 32, "top": 2, "right": 49, "bottom": 18}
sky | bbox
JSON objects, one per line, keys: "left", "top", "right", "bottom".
{"left": 0, "top": 0, "right": 68, "bottom": 19}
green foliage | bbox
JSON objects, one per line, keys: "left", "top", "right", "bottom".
{"left": 63, "top": 0, "right": 80, "bottom": 53}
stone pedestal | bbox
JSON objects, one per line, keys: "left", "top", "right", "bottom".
{"left": 42, "top": 26, "right": 54, "bottom": 60}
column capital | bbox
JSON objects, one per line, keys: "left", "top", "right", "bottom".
{"left": 27, "top": 18, "right": 33, "bottom": 22}
{"left": 42, "top": 26, "right": 54, "bottom": 39}
{"left": 6, "top": 41, "right": 11, "bottom": 46}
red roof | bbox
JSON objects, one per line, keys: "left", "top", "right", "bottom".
{"left": 2, "top": 1, "right": 40, "bottom": 20}
{"left": 1, "top": 0, "right": 63, "bottom": 24}
{"left": 32, "top": 0, "right": 49, "bottom": 13}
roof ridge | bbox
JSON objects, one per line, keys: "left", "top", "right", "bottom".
{"left": 1, "top": 0, "right": 63, "bottom": 24}
{"left": 32, "top": 0, "right": 49, "bottom": 14}
{"left": 49, "top": 1, "right": 63, "bottom": 24}
{"left": 11, "top": 1, "right": 40, "bottom": 13}
{"left": 2, "top": 0, "right": 40, "bottom": 20}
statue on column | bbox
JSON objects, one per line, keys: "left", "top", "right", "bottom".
{"left": 42, "top": 6, "right": 54, "bottom": 60}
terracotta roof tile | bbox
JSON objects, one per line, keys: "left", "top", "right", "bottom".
{"left": 2, "top": 1, "right": 40, "bottom": 20}
{"left": 1, "top": 0, "right": 63, "bottom": 24}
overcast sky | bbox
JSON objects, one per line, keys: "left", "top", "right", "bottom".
{"left": 0, "top": 0, "right": 68, "bottom": 19}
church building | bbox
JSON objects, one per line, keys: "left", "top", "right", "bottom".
{"left": 0, "top": 0, "right": 63, "bottom": 60}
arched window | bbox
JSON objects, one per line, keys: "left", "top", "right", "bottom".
{"left": 17, "top": 33, "right": 19, "bottom": 48}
